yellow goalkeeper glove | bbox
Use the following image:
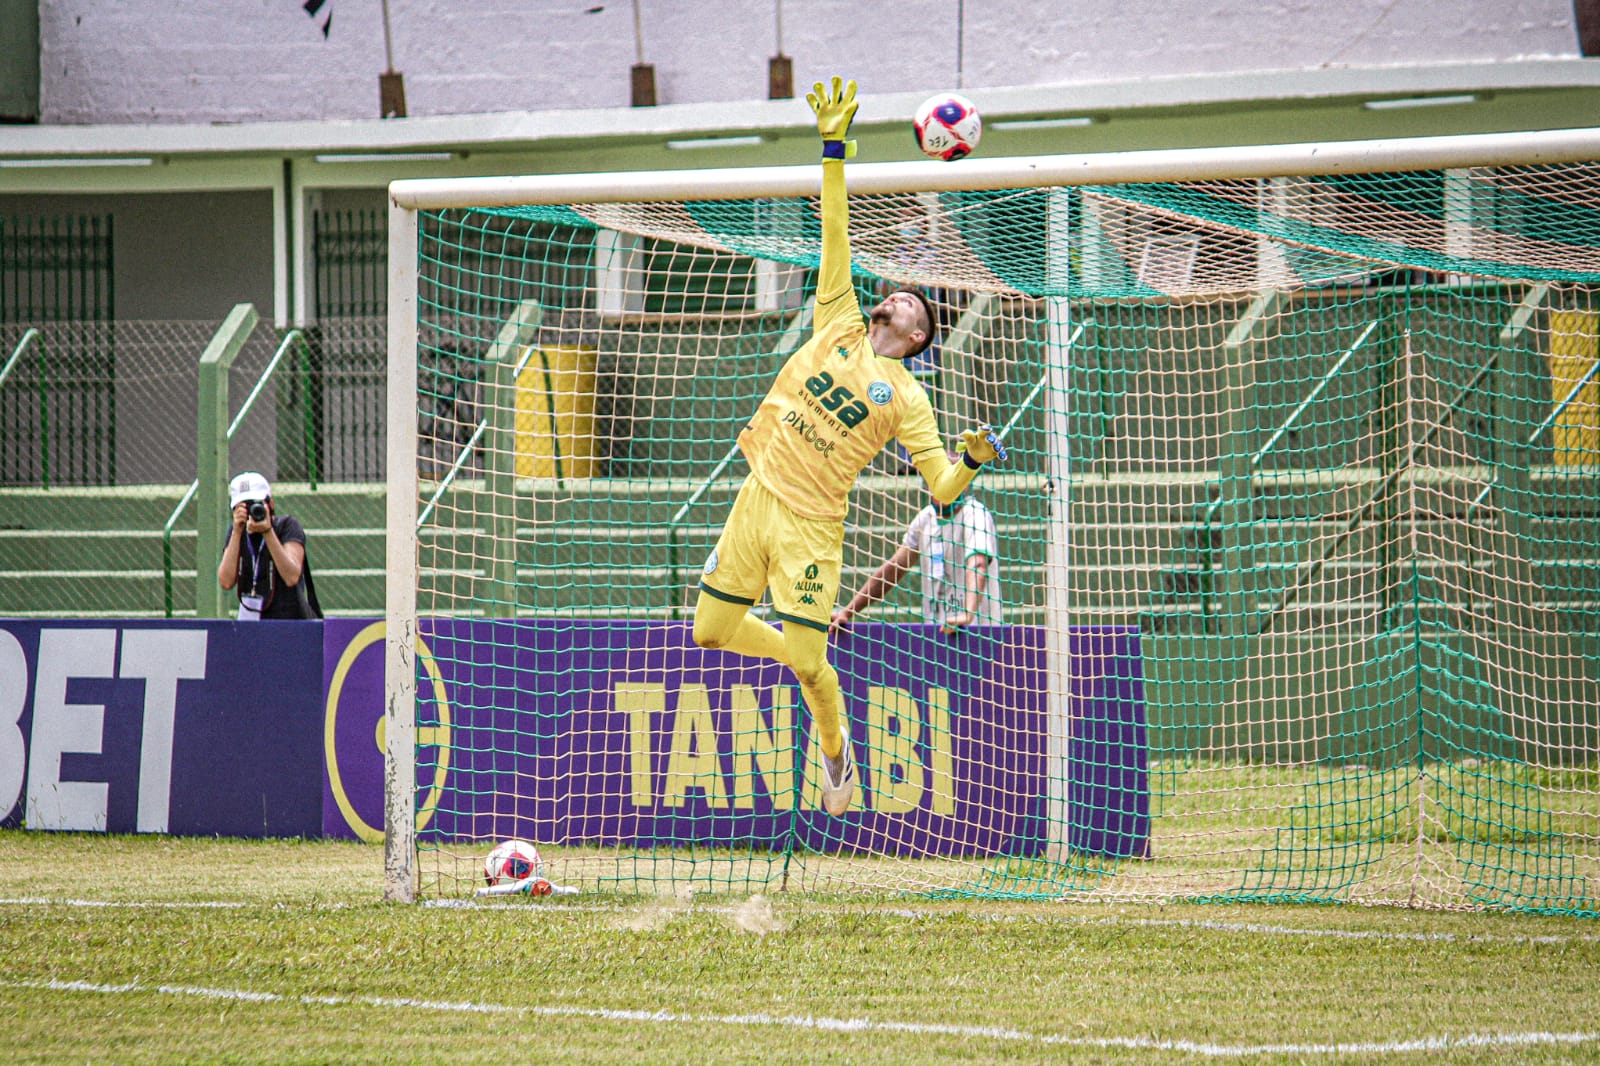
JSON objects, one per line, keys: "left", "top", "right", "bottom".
{"left": 958, "top": 426, "right": 1008, "bottom": 467}
{"left": 808, "top": 76, "right": 859, "bottom": 157}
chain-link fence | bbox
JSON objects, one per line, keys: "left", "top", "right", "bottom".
{"left": 1, "top": 315, "right": 386, "bottom": 617}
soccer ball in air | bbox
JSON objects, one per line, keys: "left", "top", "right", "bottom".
{"left": 913, "top": 92, "right": 982, "bottom": 161}
{"left": 483, "top": 839, "right": 543, "bottom": 886}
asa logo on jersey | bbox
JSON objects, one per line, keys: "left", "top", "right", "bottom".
{"left": 803, "top": 371, "right": 870, "bottom": 429}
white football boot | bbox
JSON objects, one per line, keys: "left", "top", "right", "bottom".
{"left": 820, "top": 719, "right": 858, "bottom": 816}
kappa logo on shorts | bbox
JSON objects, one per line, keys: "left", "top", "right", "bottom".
{"left": 867, "top": 380, "right": 894, "bottom": 406}
{"left": 703, "top": 549, "right": 719, "bottom": 575}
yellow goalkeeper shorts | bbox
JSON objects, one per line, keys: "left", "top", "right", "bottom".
{"left": 699, "top": 475, "right": 843, "bottom": 633}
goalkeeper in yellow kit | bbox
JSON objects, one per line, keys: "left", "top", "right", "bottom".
{"left": 692, "top": 77, "right": 1007, "bottom": 816}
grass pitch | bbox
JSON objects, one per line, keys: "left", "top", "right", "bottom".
{"left": 2, "top": 830, "right": 1598, "bottom": 1064}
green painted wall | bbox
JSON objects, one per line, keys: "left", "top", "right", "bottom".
{"left": 0, "top": 0, "right": 39, "bottom": 123}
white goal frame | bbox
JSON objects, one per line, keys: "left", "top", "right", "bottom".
{"left": 383, "top": 125, "right": 1600, "bottom": 902}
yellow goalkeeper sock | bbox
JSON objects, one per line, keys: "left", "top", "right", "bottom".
{"left": 782, "top": 624, "right": 845, "bottom": 760}
{"left": 693, "top": 594, "right": 842, "bottom": 758}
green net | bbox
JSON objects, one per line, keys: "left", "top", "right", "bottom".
{"left": 409, "top": 160, "right": 1599, "bottom": 913}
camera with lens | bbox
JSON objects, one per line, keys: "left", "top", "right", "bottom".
{"left": 247, "top": 500, "right": 269, "bottom": 523}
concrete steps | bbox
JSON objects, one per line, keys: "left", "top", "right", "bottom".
{"left": 0, "top": 483, "right": 385, "bottom": 617}
{"left": 1, "top": 467, "right": 1594, "bottom": 628}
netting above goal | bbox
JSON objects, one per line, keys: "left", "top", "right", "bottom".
{"left": 385, "top": 129, "right": 1600, "bottom": 914}
{"left": 486, "top": 161, "right": 1600, "bottom": 298}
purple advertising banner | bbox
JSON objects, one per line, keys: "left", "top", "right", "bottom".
{"left": 322, "top": 620, "right": 1147, "bottom": 859}
{"left": 1, "top": 620, "right": 325, "bottom": 838}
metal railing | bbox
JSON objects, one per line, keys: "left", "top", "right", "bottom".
{"left": 0, "top": 328, "right": 46, "bottom": 484}
{"left": 0, "top": 327, "right": 41, "bottom": 389}
{"left": 413, "top": 300, "right": 544, "bottom": 618}
{"left": 1199, "top": 320, "right": 1379, "bottom": 531}
{"left": 162, "top": 325, "right": 316, "bottom": 617}
{"left": 1467, "top": 355, "right": 1600, "bottom": 514}
{"left": 665, "top": 441, "right": 745, "bottom": 619}
{"left": 999, "top": 323, "right": 1084, "bottom": 445}
{"left": 1254, "top": 345, "right": 1499, "bottom": 639}
{"left": 1169, "top": 319, "right": 1380, "bottom": 627}
{"left": 416, "top": 339, "right": 540, "bottom": 529}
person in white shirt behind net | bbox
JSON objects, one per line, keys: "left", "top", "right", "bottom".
{"left": 830, "top": 478, "right": 1002, "bottom": 636}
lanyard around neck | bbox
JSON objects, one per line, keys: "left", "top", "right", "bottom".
{"left": 245, "top": 528, "right": 272, "bottom": 597}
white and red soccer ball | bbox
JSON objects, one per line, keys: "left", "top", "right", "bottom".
{"left": 483, "top": 839, "right": 544, "bottom": 887}
{"left": 913, "top": 92, "right": 982, "bottom": 161}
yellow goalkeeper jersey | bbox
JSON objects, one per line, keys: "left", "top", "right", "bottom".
{"left": 738, "top": 291, "right": 943, "bottom": 523}
{"left": 736, "top": 156, "right": 946, "bottom": 522}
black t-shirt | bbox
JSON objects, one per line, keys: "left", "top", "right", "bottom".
{"left": 224, "top": 514, "right": 314, "bottom": 619}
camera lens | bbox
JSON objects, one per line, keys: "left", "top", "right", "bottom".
{"left": 248, "top": 501, "right": 268, "bottom": 522}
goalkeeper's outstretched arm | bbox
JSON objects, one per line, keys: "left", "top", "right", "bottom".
{"left": 915, "top": 427, "right": 1009, "bottom": 504}
{"left": 808, "top": 76, "right": 860, "bottom": 330}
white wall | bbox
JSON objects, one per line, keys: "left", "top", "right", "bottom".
{"left": 38, "top": 0, "right": 1583, "bottom": 125}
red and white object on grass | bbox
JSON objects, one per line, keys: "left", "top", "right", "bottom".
{"left": 483, "top": 839, "right": 543, "bottom": 887}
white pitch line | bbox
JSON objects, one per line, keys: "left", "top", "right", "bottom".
{"left": 7, "top": 977, "right": 1598, "bottom": 1058}
{"left": 0, "top": 897, "right": 250, "bottom": 909}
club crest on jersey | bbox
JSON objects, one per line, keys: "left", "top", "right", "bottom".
{"left": 867, "top": 381, "right": 894, "bottom": 405}
{"left": 803, "top": 370, "right": 870, "bottom": 428}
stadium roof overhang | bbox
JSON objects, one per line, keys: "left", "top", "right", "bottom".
{"left": 4, "top": 57, "right": 1598, "bottom": 329}
{"left": 3, "top": 59, "right": 1600, "bottom": 194}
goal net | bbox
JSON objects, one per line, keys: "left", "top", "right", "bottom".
{"left": 387, "top": 130, "right": 1600, "bottom": 913}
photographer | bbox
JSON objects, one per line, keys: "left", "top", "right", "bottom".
{"left": 217, "top": 471, "right": 322, "bottom": 620}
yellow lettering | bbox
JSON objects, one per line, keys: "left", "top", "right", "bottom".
{"left": 866, "top": 686, "right": 924, "bottom": 814}
{"left": 663, "top": 684, "right": 728, "bottom": 809}
{"left": 925, "top": 687, "right": 955, "bottom": 816}
{"left": 729, "top": 685, "right": 794, "bottom": 810}
{"left": 614, "top": 682, "right": 664, "bottom": 808}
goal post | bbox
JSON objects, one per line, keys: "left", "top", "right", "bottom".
{"left": 386, "top": 126, "right": 1600, "bottom": 910}
{"left": 389, "top": 126, "right": 1600, "bottom": 209}
{"left": 384, "top": 196, "right": 419, "bottom": 903}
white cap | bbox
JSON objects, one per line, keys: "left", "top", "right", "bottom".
{"left": 229, "top": 471, "right": 272, "bottom": 508}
